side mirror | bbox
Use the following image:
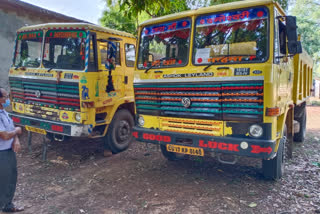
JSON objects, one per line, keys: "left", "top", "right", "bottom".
{"left": 288, "top": 41, "right": 302, "bottom": 55}
{"left": 286, "top": 16, "right": 297, "bottom": 41}
{"left": 286, "top": 16, "right": 302, "bottom": 55}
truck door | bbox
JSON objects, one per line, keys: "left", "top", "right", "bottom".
{"left": 124, "top": 43, "right": 135, "bottom": 97}
{"left": 98, "top": 38, "right": 123, "bottom": 99}
{"left": 274, "top": 9, "right": 293, "bottom": 105}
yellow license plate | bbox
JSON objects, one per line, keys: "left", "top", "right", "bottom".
{"left": 25, "top": 126, "right": 47, "bottom": 135}
{"left": 166, "top": 144, "right": 204, "bottom": 156}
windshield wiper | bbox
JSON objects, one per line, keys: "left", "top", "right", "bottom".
{"left": 144, "top": 63, "right": 157, "bottom": 74}
{"left": 203, "top": 56, "right": 229, "bottom": 71}
{"left": 47, "top": 67, "right": 55, "bottom": 72}
{"left": 14, "top": 65, "right": 23, "bottom": 70}
{"left": 144, "top": 57, "right": 171, "bottom": 74}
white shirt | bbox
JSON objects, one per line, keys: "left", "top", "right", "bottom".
{"left": 0, "top": 109, "right": 15, "bottom": 150}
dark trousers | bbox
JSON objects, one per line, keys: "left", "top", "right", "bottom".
{"left": 0, "top": 149, "right": 17, "bottom": 209}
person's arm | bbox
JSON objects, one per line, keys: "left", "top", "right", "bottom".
{"left": 12, "top": 136, "right": 21, "bottom": 153}
{"left": 0, "top": 127, "right": 22, "bottom": 141}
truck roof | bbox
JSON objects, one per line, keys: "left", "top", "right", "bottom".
{"left": 140, "top": 0, "right": 284, "bottom": 26}
{"left": 16, "top": 23, "right": 136, "bottom": 39}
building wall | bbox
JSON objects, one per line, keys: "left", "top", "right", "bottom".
{"left": 0, "top": 4, "right": 84, "bottom": 90}
{"left": 0, "top": 9, "right": 45, "bottom": 89}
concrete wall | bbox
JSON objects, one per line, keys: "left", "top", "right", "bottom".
{"left": 0, "top": 9, "right": 46, "bottom": 89}
{"left": 0, "top": 2, "right": 84, "bottom": 90}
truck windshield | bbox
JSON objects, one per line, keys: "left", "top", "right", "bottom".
{"left": 193, "top": 7, "right": 268, "bottom": 65}
{"left": 14, "top": 31, "right": 43, "bottom": 68}
{"left": 137, "top": 19, "right": 191, "bottom": 69}
{"left": 43, "top": 30, "right": 86, "bottom": 70}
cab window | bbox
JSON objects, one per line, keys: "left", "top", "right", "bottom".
{"left": 43, "top": 30, "right": 86, "bottom": 70}
{"left": 88, "top": 33, "right": 98, "bottom": 72}
{"left": 137, "top": 19, "right": 191, "bottom": 69}
{"left": 115, "top": 42, "right": 121, "bottom": 65}
{"left": 125, "top": 44, "right": 135, "bottom": 67}
{"left": 193, "top": 7, "right": 269, "bottom": 65}
{"left": 100, "top": 41, "right": 120, "bottom": 67}
{"left": 14, "top": 31, "right": 43, "bottom": 68}
{"left": 274, "top": 9, "right": 287, "bottom": 64}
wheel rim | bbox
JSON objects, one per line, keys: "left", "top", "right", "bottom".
{"left": 116, "top": 120, "right": 131, "bottom": 144}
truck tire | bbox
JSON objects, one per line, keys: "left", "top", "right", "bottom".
{"left": 262, "top": 125, "right": 287, "bottom": 180}
{"left": 294, "top": 106, "right": 306, "bottom": 143}
{"left": 160, "top": 145, "right": 185, "bottom": 161}
{"left": 104, "top": 109, "right": 134, "bottom": 154}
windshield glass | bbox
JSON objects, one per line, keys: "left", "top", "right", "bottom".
{"left": 137, "top": 19, "right": 191, "bottom": 69}
{"left": 194, "top": 7, "right": 268, "bottom": 65}
{"left": 14, "top": 31, "right": 43, "bottom": 68}
{"left": 43, "top": 30, "right": 86, "bottom": 70}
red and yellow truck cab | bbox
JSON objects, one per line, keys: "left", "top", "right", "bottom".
{"left": 132, "top": 0, "right": 313, "bottom": 179}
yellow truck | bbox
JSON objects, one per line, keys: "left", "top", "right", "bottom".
{"left": 132, "top": 0, "right": 313, "bottom": 179}
{"left": 9, "top": 23, "right": 136, "bottom": 155}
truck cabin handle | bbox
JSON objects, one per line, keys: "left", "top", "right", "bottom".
{"left": 154, "top": 70, "right": 163, "bottom": 73}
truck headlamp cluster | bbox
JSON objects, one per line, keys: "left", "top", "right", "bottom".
{"left": 249, "top": 124, "right": 263, "bottom": 138}
{"left": 75, "top": 113, "right": 81, "bottom": 122}
{"left": 138, "top": 116, "right": 145, "bottom": 126}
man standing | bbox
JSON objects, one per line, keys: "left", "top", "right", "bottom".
{"left": 0, "top": 88, "right": 24, "bottom": 212}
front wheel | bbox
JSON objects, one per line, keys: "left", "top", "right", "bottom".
{"left": 103, "top": 109, "right": 134, "bottom": 154}
{"left": 262, "top": 125, "right": 287, "bottom": 180}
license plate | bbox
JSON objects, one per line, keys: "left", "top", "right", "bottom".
{"left": 166, "top": 144, "right": 204, "bottom": 156}
{"left": 25, "top": 126, "right": 47, "bottom": 135}
{"left": 234, "top": 68, "right": 250, "bottom": 76}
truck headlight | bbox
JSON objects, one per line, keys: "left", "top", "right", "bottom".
{"left": 75, "top": 113, "right": 81, "bottom": 122}
{"left": 138, "top": 116, "right": 144, "bottom": 126}
{"left": 249, "top": 124, "right": 263, "bottom": 138}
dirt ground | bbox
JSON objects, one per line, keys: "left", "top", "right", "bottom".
{"left": 2, "top": 106, "right": 320, "bottom": 214}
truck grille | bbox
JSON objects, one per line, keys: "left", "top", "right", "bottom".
{"left": 160, "top": 117, "right": 224, "bottom": 136}
{"left": 9, "top": 77, "right": 80, "bottom": 121}
{"left": 134, "top": 81, "right": 263, "bottom": 122}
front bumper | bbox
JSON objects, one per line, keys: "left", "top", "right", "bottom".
{"left": 9, "top": 112, "right": 92, "bottom": 137}
{"left": 133, "top": 127, "right": 277, "bottom": 159}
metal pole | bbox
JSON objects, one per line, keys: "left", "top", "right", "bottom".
{"left": 42, "top": 135, "right": 48, "bottom": 161}
{"left": 27, "top": 131, "right": 32, "bottom": 154}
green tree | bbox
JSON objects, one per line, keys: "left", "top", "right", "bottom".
{"left": 108, "top": 0, "right": 188, "bottom": 18}
{"left": 101, "top": 0, "right": 289, "bottom": 34}
{"left": 99, "top": 4, "right": 150, "bottom": 35}
{"left": 207, "top": 0, "right": 288, "bottom": 11}
{"left": 291, "top": 0, "right": 320, "bottom": 66}
{"left": 106, "top": 0, "right": 289, "bottom": 19}
{"left": 100, "top": 4, "right": 136, "bottom": 34}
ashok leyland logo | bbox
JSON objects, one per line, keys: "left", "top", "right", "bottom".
{"left": 35, "top": 90, "right": 41, "bottom": 98}
{"left": 181, "top": 97, "right": 191, "bottom": 108}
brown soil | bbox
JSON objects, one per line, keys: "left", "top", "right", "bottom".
{"left": 2, "top": 106, "right": 320, "bottom": 214}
